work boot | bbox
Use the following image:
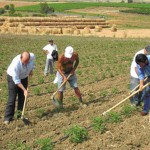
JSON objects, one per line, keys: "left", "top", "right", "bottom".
{"left": 52, "top": 99, "right": 63, "bottom": 109}
{"left": 79, "top": 99, "right": 87, "bottom": 108}
{"left": 4, "top": 120, "right": 10, "bottom": 125}
{"left": 141, "top": 111, "right": 148, "bottom": 116}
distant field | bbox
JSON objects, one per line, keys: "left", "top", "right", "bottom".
{"left": 15, "top": 2, "right": 150, "bottom": 12}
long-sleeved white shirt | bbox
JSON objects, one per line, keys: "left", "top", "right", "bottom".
{"left": 43, "top": 44, "right": 57, "bottom": 59}
{"left": 7, "top": 53, "right": 35, "bottom": 84}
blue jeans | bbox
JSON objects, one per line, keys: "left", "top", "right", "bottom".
{"left": 44, "top": 58, "right": 54, "bottom": 75}
{"left": 142, "top": 78, "right": 150, "bottom": 113}
{"left": 57, "top": 72, "right": 78, "bottom": 92}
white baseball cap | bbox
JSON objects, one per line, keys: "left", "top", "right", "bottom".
{"left": 64, "top": 46, "right": 74, "bottom": 58}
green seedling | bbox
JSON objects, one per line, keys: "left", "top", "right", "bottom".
{"left": 14, "top": 110, "right": 22, "bottom": 119}
{"left": 65, "top": 125, "right": 88, "bottom": 143}
{"left": 111, "top": 87, "right": 119, "bottom": 94}
{"left": 36, "top": 137, "right": 54, "bottom": 150}
{"left": 36, "top": 108, "right": 45, "bottom": 119}
{"left": 106, "top": 112, "right": 122, "bottom": 123}
{"left": 38, "top": 76, "right": 44, "bottom": 84}
{"left": 33, "top": 87, "right": 41, "bottom": 95}
{"left": 121, "top": 104, "right": 136, "bottom": 117}
{"left": 92, "top": 116, "right": 106, "bottom": 134}
{"left": 100, "top": 90, "right": 108, "bottom": 97}
{"left": 8, "top": 141, "right": 31, "bottom": 150}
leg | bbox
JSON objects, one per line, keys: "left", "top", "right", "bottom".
{"left": 17, "top": 77, "right": 28, "bottom": 112}
{"left": 49, "top": 59, "right": 54, "bottom": 74}
{"left": 74, "top": 87, "right": 83, "bottom": 103}
{"left": 44, "top": 58, "right": 50, "bottom": 76}
{"left": 130, "top": 76, "right": 140, "bottom": 105}
{"left": 4, "top": 75, "right": 18, "bottom": 121}
{"left": 53, "top": 72, "right": 66, "bottom": 108}
{"left": 69, "top": 73, "right": 84, "bottom": 104}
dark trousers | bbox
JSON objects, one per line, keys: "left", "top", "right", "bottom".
{"left": 4, "top": 75, "right": 28, "bottom": 121}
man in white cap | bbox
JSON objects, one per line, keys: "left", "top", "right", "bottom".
{"left": 130, "top": 45, "right": 150, "bottom": 106}
{"left": 53, "top": 46, "right": 85, "bottom": 109}
{"left": 43, "top": 39, "right": 58, "bottom": 76}
{"left": 4, "top": 52, "right": 35, "bottom": 124}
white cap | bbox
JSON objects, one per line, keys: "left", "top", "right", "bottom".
{"left": 64, "top": 46, "right": 74, "bottom": 58}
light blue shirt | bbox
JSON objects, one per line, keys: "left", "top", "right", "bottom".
{"left": 137, "top": 55, "right": 150, "bottom": 80}
{"left": 7, "top": 53, "right": 35, "bottom": 84}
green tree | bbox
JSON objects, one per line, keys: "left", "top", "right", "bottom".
{"left": 9, "top": 4, "right": 15, "bottom": 15}
{"left": 40, "top": 2, "right": 54, "bottom": 14}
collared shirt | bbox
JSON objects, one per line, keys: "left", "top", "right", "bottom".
{"left": 137, "top": 55, "right": 150, "bottom": 80}
{"left": 43, "top": 44, "right": 58, "bottom": 59}
{"left": 7, "top": 53, "right": 35, "bottom": 84}
{"left": 130, "top": 49, "right": 144, "bottom": 78}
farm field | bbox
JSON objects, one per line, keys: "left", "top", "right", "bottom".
{"left": 0, "top": 34, "right": 150, "bottom": 149}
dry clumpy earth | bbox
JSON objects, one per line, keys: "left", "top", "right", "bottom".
{"left": 0, "top": 75, "right": 150, "bottom": 150}
{"left": 0, "top": 1, "right": 150, "bottom": 150}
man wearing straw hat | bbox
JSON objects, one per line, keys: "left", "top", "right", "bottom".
{"left": 130, "top": 45, "right": 150, "bottom": 106}
{"left": 53, "top": 46, "right": 85, "bottom": 109}
{"left": 135, "top": 54, "right": 150, "bottom": 116}
{"left": 4, "top": 52, "right": 35, "bottom": 124}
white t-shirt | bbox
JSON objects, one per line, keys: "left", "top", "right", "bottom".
{"left": 43, "top": 44, "right": 58, "bottom": 59}
{"left": 130, "top": 49, "right": 144, "bottom": 78}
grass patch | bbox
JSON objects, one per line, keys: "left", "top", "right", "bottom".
{"left": 65, "top": 125, "right": 88, "bottom": 143}
{"left": 91, "top": 116, "right": 106, "bottom": 134}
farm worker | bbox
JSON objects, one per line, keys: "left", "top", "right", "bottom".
{"left": 43, "top": 39, "right": 58, "bottom": 76}
{"left": 4, "top": 52, "right": 35, "bottom": 124}
{"left": 135, "top": 54, "right": 150, "bottom": 116}
{"left": 54, "top": 46, "right": 85, "bottom": 109}
{"left": 130, "top": 45, "right": 150, "bottom": 106}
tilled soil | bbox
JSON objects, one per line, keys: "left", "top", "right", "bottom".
{"left": 0, "top": 75, "right": 150, "bottom": 150}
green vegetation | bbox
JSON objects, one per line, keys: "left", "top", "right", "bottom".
{"left": 106, "top": 112, "right": 122, "bottom": 123}
{"left": 36, "top": 137, "right": 54, "bottom": 150}
{"left": 36, "top": 108, "right": 45, "bottom": 118}
{"left": 121, "top": 104, "right": 136, "bottom": 117}
{"left": 8, "top": 141, "right": 31, "bottom": 150}
{"left": 65, "top": 125, "right": 88, "bottom": 143}
{"left": 16, "top": 2, "right": 150, "bottom": 13}
{"left": 40, "top": 2, "right": 54, "bottom": 14}
{"left": 120, "top": 8, "right": 150, "bottom": 15}
{"left": 92, "top": 116, "right": 106, "bottom": 133}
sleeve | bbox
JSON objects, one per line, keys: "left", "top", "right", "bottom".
{"left": 43, "top": 45, "right": 48, "bottom": 51}
{"left": 30, "top": 53, "right": 35, "bottom": 70}
{"left": 12, "top": 65, "right": 21, "bottom": 84}
{"left": 137, "top": 64, "right": 144, "bottom": 80}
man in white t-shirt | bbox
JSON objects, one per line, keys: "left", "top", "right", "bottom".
{"left": 130, "top": 45, "right": 150, "bottom": 105}
{"left": 43, "top": 39, "right": 58, "bottom": 76}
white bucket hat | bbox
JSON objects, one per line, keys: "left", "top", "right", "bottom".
{"left": 64, "top": 46, "right": 74, "bottom": 58}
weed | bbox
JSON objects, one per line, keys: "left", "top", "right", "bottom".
{"left": 106, "top": 112, "right": 122, "bottom": 123}
{"left": 8, "top": 141, "right": 31, "bottom": 150}
{"left": 36, "top": 137, "right": 54, "bottom": 150}
{"left": 121, "top": 104, "right": 136, "bottom": 117}
{"left": 92, "top": 116, "right": 106, "bottom": 134}
{"left": 36, "top": 108, "right": 45, "bottom": 118}
{"left": 65, "top": 125, "right": 88, "bottom": 143}
{"left": 100, "top": 90, "right": 108, "bottom": 97}
{"left": 111, "top": 87, "right": 119, "bottom": 94}
{"left": 14, "top": 110, "right": 22, "bottom": 119}
{"left": 33, "top": 87, "right": 41, "bottom": 95}
{"left": 38, "top": 76, "right": 44, "bottom": 84}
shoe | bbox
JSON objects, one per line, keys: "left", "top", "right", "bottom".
{"left": 141, "top": 111, "right": 148, "bottom": 116}
{"left": 4, "top": 120, "right": 10, "bottom": 125}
